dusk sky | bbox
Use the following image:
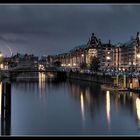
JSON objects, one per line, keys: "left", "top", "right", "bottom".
{"left": 0, "top": 4, "right": 140, "bottom": 57}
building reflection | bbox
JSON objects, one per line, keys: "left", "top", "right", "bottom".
{"left": 67, "top": 80, "right": 96, "bottom": 118}
{"left": 10, "top": 77, "right": 140, "bottom": 132}
{"left": 67, "top": 79, "right": 140, "bottom": 128}
{"left": 106, "top": 90, "right": 111, "bottom": 126}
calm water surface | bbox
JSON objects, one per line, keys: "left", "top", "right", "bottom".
{"left": 1, "top": 72, "right": 140, "bottom": 136}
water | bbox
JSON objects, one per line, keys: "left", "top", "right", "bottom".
{"left": 1, "top": 72, "right": 140, "bottom": 136}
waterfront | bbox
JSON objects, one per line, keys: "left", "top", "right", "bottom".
{"left": 0, "top": 73, "right": 140, "bottom": 135}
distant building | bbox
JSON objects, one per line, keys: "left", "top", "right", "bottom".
{"left": 47, "top": 32, "right": 140, "bottom": 72}
{"left": 9, "top": 53, "right": 38, "bottom": 69}
{"left": 115, "top": 32, "right": 140, "bottom": 71}
{"left": 48, "top": 33, "right": 114, "bottom": 70}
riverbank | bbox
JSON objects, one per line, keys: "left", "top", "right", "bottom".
{"left": 66, "top": 72, "right": 140, "bottom": 91}
{"left": 67, "top": 72, "right": 114, "bottom": 84}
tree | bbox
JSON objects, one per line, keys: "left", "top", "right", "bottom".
{"left": 53, "top": 61, "right": 61, "bottom": 67}
{"left": 90, "top": 56, "right": 100, "bottom": 72}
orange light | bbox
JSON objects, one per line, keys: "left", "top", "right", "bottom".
{"left": 137, "top": 54, "right": 140, "bottom": 58}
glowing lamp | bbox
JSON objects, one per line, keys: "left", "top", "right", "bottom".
{"left": 137, "top": 53, "right": 140, "bottom": 58}
{"left": 106, "top": 56, "right": 111, "bottom": 60}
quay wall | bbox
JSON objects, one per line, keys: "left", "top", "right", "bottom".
{"left": 67, "top": 72, "right": 113, "bottom": 84}
{"left": 66, "top": 72, "right": 134, "bottom": 88}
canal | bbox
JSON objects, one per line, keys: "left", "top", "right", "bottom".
{"left": 1, "top": 72, "right": 140, "bottom": 135}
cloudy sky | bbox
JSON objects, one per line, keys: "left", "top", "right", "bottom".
{"left": 0, "top": 4, "right": 140, "bottom": 57}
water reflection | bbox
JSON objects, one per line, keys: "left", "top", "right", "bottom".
{"left": 130, "top": 92, "right": 132, "bottom": 97}
{"left": 136, "top": 97, "right": 140, "bottom": 128}
{"left": 39, "top": 72, "right": 47, "bottom": 101}
{"left": 0, "top": 82, "right": 2, "bottom": 116}
{"left": 67, "top": 80, "right": 97, "bottom": 114}
{"left": 106, "top": 90, "right": 111, "bottom": 126}
{"left": 39, "top": 72, "right": 46, "bottom": 89}
{"left": 9, "top": 77, "right": 140, "bottom": 135}
{"left": 80, "top": 92, "right": 85, "bottom": 122}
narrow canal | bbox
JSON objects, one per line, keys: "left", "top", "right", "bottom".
{"left": 1, "top": 72, "right": 140, "bottom": 135}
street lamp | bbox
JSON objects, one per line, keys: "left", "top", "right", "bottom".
{"left": 107, "top": 51, "right": 110, "bottom": 54}
{"left": 106, "top": 56, "right": 111, "bottom": 60}
{"left": 137, "top": 54, "right": 140, "bottom": 58}
{"left": 73, "top": 63, "right": 76, "bottom": 66}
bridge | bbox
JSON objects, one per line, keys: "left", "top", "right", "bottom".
{"left": 0, "top": 69, "right": 67, "bottom": 81}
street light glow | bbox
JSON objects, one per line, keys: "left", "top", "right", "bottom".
{"left": 0, "top": 53, "right": 3, "bottom": 57}
{"left": 106, "top": 56, "right": 111, "bottom": 60}
{"left": 137, "top": 53, "right": 140, "bottom": 58}
{"left": 73, "top": 63, "right": 76, "bottom": 66}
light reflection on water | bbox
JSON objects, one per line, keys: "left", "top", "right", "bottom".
{"left": 136, "top": 97, "right": 140, "bottom": 128}
{"left": 4, "top": 73, "right": 140, "bottom": 135}
{"left": 39, "top": 72, "right": 46, "bottom": 98}
{"left": 136, "top": 98, "right": 140, "bottom": 119}
{"left": 0, "top": 82, "right": 2, "bottom": 116}
{"left": 106, "top": 90, "right": 110, "bottom": 127}
{"left": 80, "top": 92, "right": 85, "bottom": 123}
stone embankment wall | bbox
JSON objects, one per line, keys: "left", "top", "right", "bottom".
{"left": 67, "top": 72, "right": 136, "bottom": 88}
{"left": 67, "top": 72, "right": 113, "bottom": 84}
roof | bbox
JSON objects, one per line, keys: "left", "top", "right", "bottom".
{"left": 124, "top": 38, "right": 137, "bottom": 47}
{"left": 69, "top": 44, "right": 87, "bottom": 52}
{"left": 117, "top": 38, "right": 137, "bottom": 48}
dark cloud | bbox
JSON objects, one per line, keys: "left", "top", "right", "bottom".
{"left": 0, "top": 4, "right": 140, "bottom": 56}
{"left": 0, "top": 33, "right": 29, "bottom": 44}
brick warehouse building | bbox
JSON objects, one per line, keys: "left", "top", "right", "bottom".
{"left": 47, "top": 32, "right": 140, "bottom": 72}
